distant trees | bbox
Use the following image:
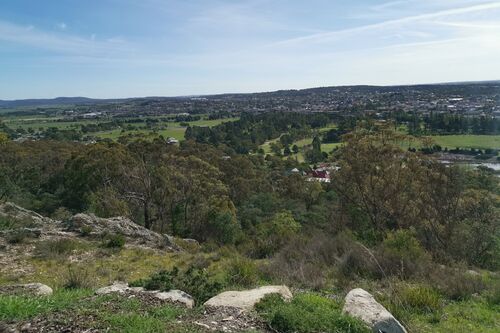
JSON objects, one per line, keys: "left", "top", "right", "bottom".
{"left": 305, "top": 136, "right": 324, "bottom": 163}
{"left": 186, "top": 112, "right": 333, "bottom": 153}
{"left": 399, "top": 112, "right": 500, "bottom": 135}
{"left": 332, "top": 124, "right": 500, "bottom": 268}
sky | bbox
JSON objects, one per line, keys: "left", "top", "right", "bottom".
{"left": 1, "top": 0, "right": 500, "bottom": 99}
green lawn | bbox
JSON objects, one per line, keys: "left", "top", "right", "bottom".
{"left": 428, "top": 135, "right": 500, "bottom": 150}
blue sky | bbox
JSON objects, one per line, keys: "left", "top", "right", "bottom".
{"left": 1, "top": 0, "right": 500, "bottom": 99}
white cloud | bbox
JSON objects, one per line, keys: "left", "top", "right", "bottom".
{"left": 57, "top": 22, "right": 67, "bottom": 30}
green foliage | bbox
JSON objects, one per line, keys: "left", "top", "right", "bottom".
{"left": 6, "top": 229, "right": 29, "bottom": 244}
{"left": 256, "top": 293, "right": 370, "bottom": 333}
{"left": 378, "top": 229, "right": 430, "bottom": 278}
{"left": 486, "top": 280, "right": 500, "bottom": 306}
{"left": 0, "top": 132, "right": 8, "bottom": 144}
{"left": 50, "top": 207, "right": 73, "bottom": 221}
{"left": 225, "top": 256, "right": 259, "bottom": 287}
{"left": 255, "top": 211, "right": 300, "bottom": 257}
{"left": 62, "top": 266, "right": 95, "bottom": 290}
{"left": 0, "top": 216, "right": 36, "bottom": 231}
{"left": 130, "top": 266, "right": 225, "bottom": 303}
{"left": 429, "top": 267, "right": 486, "bottom": 301}
{"left": 79, "top": 225, "right": 93, "bottom": 237}
{"left": 101, "top": 234, "right": 126, "bottom": 249}
{"left": 397, "top": 285, "right": 442, "bottom": 314}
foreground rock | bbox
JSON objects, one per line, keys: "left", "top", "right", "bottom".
{"left": 68, "top": 214, "right": 177, "bottom": 249}
{"left": 343, "top": 288, "right": 407, "bottom": 333}
{"left": 204, "top": 285, "right": 293, "bottom": 311}
{"left": 95, "top": 282, "right": 194, "bottom": 308}
{"left": 0, "top": 283, "right": 53, "bottom": 296}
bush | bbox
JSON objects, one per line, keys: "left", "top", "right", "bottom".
{"left": 338, "top": 243, "right": 381, "bottom": 280}
{"left": 101, "top": 234, "right": 125, "bottom": 249}
{"left": 486, "top": 280, "right": 500, "bottom": 306}
{"left": 397, "top": 285, "right": 442, "bottom": 314}
{"left": 130, "top": 266, "right": 225, "bottom": 303}
{"left": 79, "top": 225, "right": 93, "bottom": 237}
{"left": 6, "top": 230, "right": 29, "bottom": 244}
{"left": 256, "top": 293, "right": 370, "bottom": 333}
{"left": 62, "top": 266, "right": 94, "bottom": 289}
{"left": 378, "top": 230, "right": 430, "bottom": 279}
{"left": 34, "top": 239, "right": 81, "bottom": 259}
{"left": 0, "top": 216, "right": 16, "bottom": 231}
{"left": 429, "top": 267, "right": 485, "bottom": 301}
{"left": 265, "top": 233, "right": 340, "bottom": 289}
{"left": 50, "top": 207, "right": 72, "bottom": 221}
{"left": 225, "top": 256, "right": 259, "bottom": 287}
{"left": 0, "top": 216, "right": 36, "bottom": 231}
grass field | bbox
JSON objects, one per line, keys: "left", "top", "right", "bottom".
{"left": 95, "top": 118, "right": 238, "bottom": 141}
{"left": 1, "top": 114, "right": 238, "bottom": 141}
{"left": 428, "top": 135, "right": 500, "bottom": 149}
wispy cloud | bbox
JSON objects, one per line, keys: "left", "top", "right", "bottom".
{"left": 275, "top": 1, "right": 500, "bottom": 46}
{"left": 0, "top": 20, "right": 132, "bottom": 55}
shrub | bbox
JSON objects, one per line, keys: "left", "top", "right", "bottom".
{"left": 256, "top": 293, "right": 370, "bottom": 333}
{"left": 429, "top": 267, "right": 486, "bottom": 301}
{"left": 34, "top": 239, "right": 80, "bottom": 259}
{"left": 0, "top": 216, "right": 36, "bottom": 231}
{"left": 130, "top": 266, "right": 225, "bottom": 303}
{"left": 486, "top": 279, "right": 500, "bottom": 306}
{"left": 62, "top": 266, "right": 94, "bottom": 289}
{"left": 397, "top": 285, "right": 442, "bottom": 314}
{"left": 338, "top": 243, "right": 381, "bottom": 280}
{"left": 6, "top": 230, "right": 29, "bottom": 244}
{"left": 265, "top": 233, "right": 339, "bottom": 289}
{"left": 79, "top": 225, "right": 93, "bottom": 237}
{"left": 225, "top": 256, "right": 259, "bottom": 287}
{"left": 378, "top": 230, "right": 430, "bottom": 279}
{"left": 101, "top": 234, "right": 125, "bottom": 249}
{"left": 50, "top": 207, "right": 72, "bottom": 221}
{"left": 0, "top": 216, "right": 16, "bottom": 231}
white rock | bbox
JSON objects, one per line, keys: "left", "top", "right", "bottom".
{"left": 153, "top": 290, "right": 195, "bottom": 308}
{"left": 95, "top": 282, "right": 129, "bottom": 295}
{"left": 343, "top": 288, "right": 407, "bottom": 333}
{"left": 19, "top": 283, "right": 52, "bottom": 296}
{"left": 204, "top": 285, "right": 292, "bottom": 311}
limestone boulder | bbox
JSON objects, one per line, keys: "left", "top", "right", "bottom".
{"left": 95, "top": 282, "right": 194, "bottom": 308}
{"left": 204, "top": 285, "right": 292, "bottom": 311}
{"left": 153, "top": 290, "right": 195, "bottom": 308}
{"left": 0, "top": 283, "right": 53, "bottom": 296}
{"left": 343, "top": 288, "right": 407, "bottom": 333}
{"left": 95, "top": 281, "right": 129, "bottom": 295}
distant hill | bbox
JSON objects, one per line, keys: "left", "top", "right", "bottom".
{"left": 0, "top": 97, "right": 127, "bottom": 108}
{"left": 1, "top": 80, "right": 499, "bottom": 108}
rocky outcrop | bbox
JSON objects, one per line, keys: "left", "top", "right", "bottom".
{"left": 95, "top": 282, "right": 194, "bottom": 308}
{"left": 68, "top": 214, "right": 177, "bottom": 249}
{"left": 0, "top": 283, "right": 53, "bottom": 296}
{"left": 204, "top": 285, "right": 293, "bottom": 311}
{"left": 343, "top": 288, "right": 407, "bottom": 333}
{"left": 0, "top": 202, "right": 60, "bottom": 232}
